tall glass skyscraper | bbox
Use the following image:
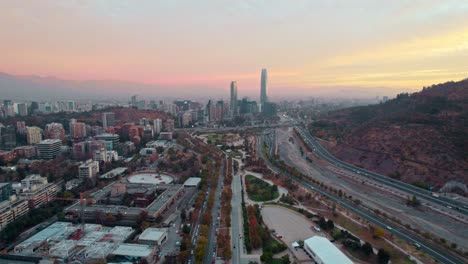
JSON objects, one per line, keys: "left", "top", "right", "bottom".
{"left": 260, "top": 69, "right": 268, "bottom": 109}
{"left": 230, "top": 81, "right": 238, "bottom": 116}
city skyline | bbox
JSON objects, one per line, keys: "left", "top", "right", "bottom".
{"left": 1, "top": 1, "right": 468, "bottom": 98}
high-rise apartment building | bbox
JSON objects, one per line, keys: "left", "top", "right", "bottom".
{"left": 260, "top": 68, "right": 268, "bottom": 110}
{"left": 45, "top": 123, "right": 65, "bottom": 140}
{"left": 70, "top": 121, "right": 87, "bottom": 139}
{"left": 154, "top": 119, "right": 162, "bottom": 134}
{"left": 79, "top": 159, "right": 100, "bottom": 180}
{"left": 230, "top": 81, "right": 238, "bottom": 116}
{"left": 102, "top": 112, "right": 116, "bottom": 129}
{"left": 26, "top": 126, "right": 42, "bottom": 145}
{"left": 164, "top": 119, "right": 175, "bottom": 132}
{"left": 16, "top": 121, "right": 26, "bottom": 135}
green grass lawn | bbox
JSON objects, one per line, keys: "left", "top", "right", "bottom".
{"left": 245, "top": 175, "right": 280, "bottom": 202}
{"left": 206, "top": 133, "right": 225, "bottom": 145}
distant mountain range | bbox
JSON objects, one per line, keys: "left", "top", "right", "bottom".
{"left": 311, "top": 79, "right": 468, "bottom": 190}
{"left": 0, "top": 72, "right": 226, "bottom": 101}
{"left": 0, "top": 71, "right": 416, "bottom": 101}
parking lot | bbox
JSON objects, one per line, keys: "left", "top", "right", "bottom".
{"left": 261, "top": 205, "right": 322, "bottom": 263}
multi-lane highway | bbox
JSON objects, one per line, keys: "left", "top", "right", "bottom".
{"left": 294, "top": 126, "right": 468, "bottom": 215}
{"left": 203, "top": 159, "right": 225, "bottom": 264}
{"left": 258, "top": 134, "right": 466, "bottom": 264}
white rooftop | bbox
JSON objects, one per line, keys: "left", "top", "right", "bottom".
{"left": 112, "top": 243, "right": 154, "bottom": 257}
{"left": 139, "top": 228, "right": 167, "bottom": 241}
{"left": 304, "top": 236, "right": 353, "bottom": 264}
{"left": 183, "top": 177, "right": 201, "bottom": 186}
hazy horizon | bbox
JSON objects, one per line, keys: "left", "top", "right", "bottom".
{"left": 1, "top": 1, "right": 468, "bottom": 98}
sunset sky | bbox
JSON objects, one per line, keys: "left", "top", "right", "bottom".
{"left": 1, "top": 0, "right": 468, "bottom": 97}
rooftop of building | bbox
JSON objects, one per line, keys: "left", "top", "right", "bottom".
{"left": 100, "top": 167, "right": 127, "bottom": 179}
{"left": 112, "top": 243, "right": 154, "bottom": 257}
{"left": 304, "top": 236, "right": 353, "bottom": 264}
{"left": 139, "top": 228, "right": 168, "bottom": 241}
{"left": 183, "top": 177, "right": 201, "bottom": 186}
{"left": 14, "top": 222, "right": 135, "bottom": 260}
{"left": 38, "top": 139, "right": 62, "bottom": 144}
{"left": 65, "top": 182, "right": 182, "bottom": 217}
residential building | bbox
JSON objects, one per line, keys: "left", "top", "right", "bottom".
{"left": 14, "top": 146, "right": 37, "bottom": 159}
{"left": 164, "top": 119, "right": 175, "bottom": 132}
{"left": 16, "top": 121, "right": 26, "bottom": 135}
{"left": 93, "top": 147, "right": 107, "bottom": 162}
{"left": 70, "top": 121, "right": 87, "bottom": 139}
{"left": 154, "top": 118, "right": 162, "bottom": 134}
{"left": 79, "top": 159, "right": 99, "bottom": 180}
{"left": 19, "top": 175, "right": 58, "bottom": 208}
{"left": 26, "top": 126, "right": 42, "bottom": 145}
{"left": 0, "top": 150, "right": 17, "bottom": 163}
{"left": 45, "top": 123, "right": 65, "bottom": 141}
{"left": 0, "top": 200, "right": 29, "bottom": 231}
{"left": 21, "top": 174, "right": 48, "bottom": 191}
{"left": 182, "top": 112, "right": 192, "bottom": 127}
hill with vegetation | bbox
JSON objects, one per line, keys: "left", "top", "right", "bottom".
{"left": 309, "top": 79, "right": 468, "bottom": 191}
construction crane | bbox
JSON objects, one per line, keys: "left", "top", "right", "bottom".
{"left": 25, "top": 192, "right": 95, "bottom": 233}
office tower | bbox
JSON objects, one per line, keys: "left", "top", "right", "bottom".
{"left": 154, "top": 119, "right": 162, "bottom": 134}
{"left": 230, "top": 81, "right": 238, "bottom": 116}
{"left": 131, "top": 95, "right": 137, "bottom": 107}
{"left": 260, "top": 68, "right": 268, "bottom": 110}
{"left": 37, "top": 139, "right": 62, "bottom": 159}
{"left": 45, "top": 123, "right": 65, "bottom": 140}
{"left": 26, "top": 126, "right": 42, "bottom": 145}
{"left": 17, "top": 103, "right": 28, "bottom": 116}
{"left": 102, "top": 112, "right": 115, "bottom": 129}
{"left": 216, "top": 100, "right": 224, "bottom": 122}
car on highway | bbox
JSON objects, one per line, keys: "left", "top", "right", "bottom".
{"left": 413, "top": 242, "right": 421, "bottom": 249}
{"left": 386, "top": 226, "right": 392, "bottom": 230}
